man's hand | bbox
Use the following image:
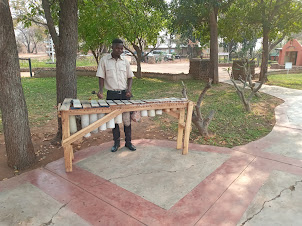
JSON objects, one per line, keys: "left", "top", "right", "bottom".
{"left": 126, "top": 90, "right": 132, "bottom": 98}
{"left": 97, "top": 91, "right": 104, "bottom": 99}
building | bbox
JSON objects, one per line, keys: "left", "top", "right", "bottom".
{"left": 269, "top": 49, "right": 280, "bottom": 61}
{"left": 278, "top": 39, "right": 302, "bottom": 66}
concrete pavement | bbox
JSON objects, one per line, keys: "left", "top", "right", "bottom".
{"left": 2, "top": 67, "right": 302, "bottom": 225}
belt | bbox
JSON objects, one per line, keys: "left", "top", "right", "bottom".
{"left": 107, "top": 90, "right": 126, "bottom": 94}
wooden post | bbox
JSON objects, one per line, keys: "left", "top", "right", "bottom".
{"left": 61, "top": 111, "right": 73, "bottom": 172}
{"left": 177, "top": 108, "right": 185, "bottom": 149}
{"left": 183, "top": 101, "right": 193, "bottom": 155}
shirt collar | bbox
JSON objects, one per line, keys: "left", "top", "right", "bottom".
{"left": 109, "top": 53, "right": 123, "bottom": 61}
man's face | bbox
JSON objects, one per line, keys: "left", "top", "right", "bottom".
{"left": 112, "top": 43, "right": 124, "bottom": 57}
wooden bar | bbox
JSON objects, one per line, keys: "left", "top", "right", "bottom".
{"left": 183, "top": 101, "right": 194, "bottom": 155}
{"left": 61, "top": 111, "right": 73, "bottom": 172}
{"left": 177, "top": 109, "right": 185, "bottom": 149}
{"left": 65, "top": 102, "right": 188, "bottom": 115}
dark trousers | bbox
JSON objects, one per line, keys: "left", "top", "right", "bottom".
{"left": 106, "top": 90, "right": 131, "bottom": 144}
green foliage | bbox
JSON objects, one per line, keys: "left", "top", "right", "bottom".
{"left": 220, "top": 0, "right": 302, "bottom": 43}
{"left": 78, "top": 0, "right": 116, "bottom": 55}
{"left": 110, "top": 0, "right": 167, "bottom": 48}
{"left": 169, "top": 0, "right": 233, "bottom": 45}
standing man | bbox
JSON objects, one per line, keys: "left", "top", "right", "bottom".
{"left": 96, "top": 38, "right": 136, "bottom": 152}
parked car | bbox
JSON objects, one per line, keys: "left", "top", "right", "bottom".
{"left": 164, "top": 54, "right": 173, "bottom": 61}
{"left": 122, "top": 50, "right": 132, "bottom": 56}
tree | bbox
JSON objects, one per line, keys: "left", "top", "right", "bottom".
{"left": 42, "top": 0, "right": 78, "bottom": 139}
{"left": 78, "top": 0, "right": 115, "bottom": 64}
{"left": 0, "top": 0, "right": 36, "bottom": 169}
{"left": 227, "top": 58, "right": 263, "bottom": 112}
{"left": 182, "top": 81, "right": 215, "bottom": 137}
{"left": 170, "top": 0, "right": 234, "bottom": 84}
{"left": 109, "top": 0, "right": 167, "bottom": 78}
{"left": 16, "top": 0, "right": 78, "bottom": 139}
{"left": 16, "top": 23, "right": 46, "bottom": 53}
{"left": 78, "top": 0, "right": 167, "bottom": 77}
{"left": 220, "top": 0, "right": 302, "bottom": 82}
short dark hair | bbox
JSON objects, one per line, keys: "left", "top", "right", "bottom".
{"left": 112, "top": 38, "right": 123, "bottom": 45}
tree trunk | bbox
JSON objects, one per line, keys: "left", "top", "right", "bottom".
{"left": 54, "top": 0, "right": 78, "bottom": 138}
{"left": 133, "top": 45, "right": 142, "bottom": 78}
{"left": 209, "top": 8, "right": 219, "bottom": 84}
{"left": 0, "top": 0, "right": 36, "bottom": 169}
{"left": 91, "top": 49, "right": 99, "bottom": 65}
{"left": 259, "top": 26, "right": 269, "bottom": 82}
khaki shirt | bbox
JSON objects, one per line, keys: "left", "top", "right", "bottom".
{"left": 96, "top": 54, "right": 134, "bottom": 91}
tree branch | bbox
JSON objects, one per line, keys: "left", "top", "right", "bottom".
{"left": 268, "top": 35, "right": 285, "bottom": 52}
{"left": 41, "top": 0, "right": 59, "bottom": 47}
{"left": 196, "top": 79, "right": 212, "bottom": 107}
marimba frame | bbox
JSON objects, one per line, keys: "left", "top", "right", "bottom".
{"left": 59, "top": 99, "right": 194, "bottom": 172}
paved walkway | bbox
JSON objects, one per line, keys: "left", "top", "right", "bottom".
{"left": 2, "top": 70, "right": 302, "bottom": 225}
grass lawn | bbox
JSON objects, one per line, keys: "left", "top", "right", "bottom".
{"left": 266, "top": 73, "right": 302, "bottom": 90}
{"left": 0, "top": 76, "right": 282, "bottom": 148}
{"left": 19, "top": 56, "right": 97, "bottom": 69}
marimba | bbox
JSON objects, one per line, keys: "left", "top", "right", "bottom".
{"left": 58, "top": 98, "right": 194, "bottom": 172}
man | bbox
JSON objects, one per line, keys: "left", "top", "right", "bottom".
{"left": 96, "top": 38, "right": 136, "bottom": 152}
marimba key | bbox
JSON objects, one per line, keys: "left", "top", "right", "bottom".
{"left": 106, "top": 100, "right": 117, "bottom": 106}
{"left": 121, "top": 100, "right": 132, "bottom": 105}
{"left": 98, "top": 100, "right": 109, "bottom": 107}
{"left": 90, "top": 100, "right": 99, "bottom": 108}
{"left": 114, "top": 100, "right": 125, "bottom": 105}
{"left": 72, "top": 99, "right": 82, "bottom": 108}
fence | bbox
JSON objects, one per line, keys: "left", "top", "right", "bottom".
{"left": 19, "top": 58, "right": 33, "bottom": 77}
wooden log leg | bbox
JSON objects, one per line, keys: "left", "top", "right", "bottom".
{"left": 61, "top": 112, "right": 73, "bottom": 172}
{"left": 71, "top": 149, "right": 74, "bottom": 160}
{"left": 177, "top": 108, "right": 185, "bottom": 149}
{"left": 183, "top": 102, "right": 194, "bottom": 155}
{"left": 64, "top": 145, "right": 73, "bottom": 172}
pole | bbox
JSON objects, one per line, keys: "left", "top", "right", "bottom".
{"left": 28, "top": 58, "right": 32, "bottom": 77}
{"left": 51, "top": 39, "right": 55, "bottom": 63}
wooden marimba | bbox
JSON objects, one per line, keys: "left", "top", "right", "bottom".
{"left": 58, "top": 98, "right": 194, "bottom": 172}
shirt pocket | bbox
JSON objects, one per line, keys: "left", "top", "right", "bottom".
{"left": 105, "top": 65, "right": 115, "bottom": 78}
{"left": 119, "top": 63, "right": 127, "bottom": 78}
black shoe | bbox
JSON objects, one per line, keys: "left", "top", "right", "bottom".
{"left": 111, "top": 143, "right": 120, "bottom": 152}
{"left": 125, "top": 143, "right": 136, "bottom": 151}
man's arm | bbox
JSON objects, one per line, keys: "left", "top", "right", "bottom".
{"left": 96, "top": 57, "right": 106, "bottom": 99}
{"left": 98, "top": 77, "right": 105, "bottom": 99}
{"left": 126, "top": 78, "right": 133, "bottom": 97}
